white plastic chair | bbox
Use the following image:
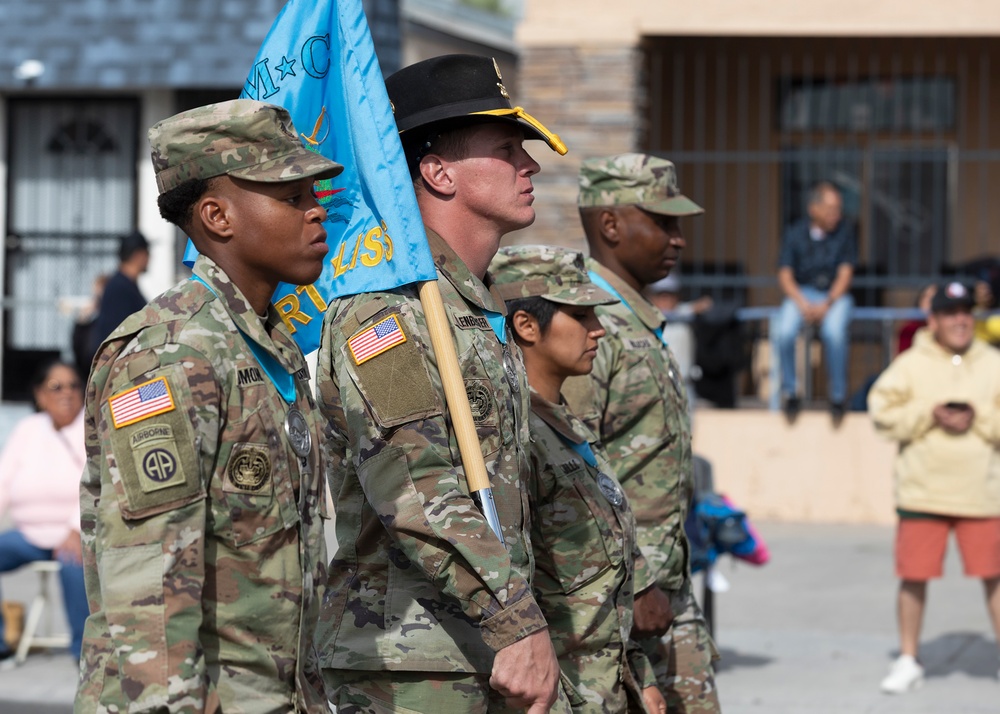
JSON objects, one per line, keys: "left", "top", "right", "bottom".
{"left": 14, "top": 561, "right": 70, "bottom": 665}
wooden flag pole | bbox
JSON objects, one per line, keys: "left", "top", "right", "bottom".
{"left": 418, "top": 280, "right": 506, "bottom": 545}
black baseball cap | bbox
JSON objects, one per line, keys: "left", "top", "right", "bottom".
{"left": 385, "top": 54, "right": 566, "bottom": 156}
{"left": 930, "top": 280, "right": 975, "bottom": 313}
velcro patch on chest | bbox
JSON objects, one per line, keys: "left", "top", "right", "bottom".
{"left": 348, "top": 314, "right": 407, "bottom": 365}
{"left": 559, "top": 457, "right": 584, "bottom": 475}
{"left": 466, "top": 380, "right": 495, "bottom": 425}
{"left": 224, "top": 443, "right": 273, "bottom": 494}
{"left": 237, "top": 365, "right": 265, "bottom": 387}
{"left": 454, "top": 314, "right": 491, "bottom": 331}
{"left": 626, "top": 337, "right": 655, "bottom": 351}
{"left": 108, "top": 376, "right": 175, "bottom": 428}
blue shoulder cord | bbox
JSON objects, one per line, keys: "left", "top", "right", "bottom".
{"left": 190, "top": 275, "right": 296, "bottom": 404}
{"left": 556, "top": 433, "right": 598, "bottom": 468}
{"left": 552, "top": 422, "right": 600, "bottom": 471}
{"left": 587, "top": 270, "right": 668, "bottom": 347}
{"left": 481, "top": 310, "right": 507, "bottom": 345}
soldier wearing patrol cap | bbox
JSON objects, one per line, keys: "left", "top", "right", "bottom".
{"left": 562, "top": 153, "right": 722, "bottom": 713}
{"left": 315, "top": 55, "right": 567, "bottom": 713}
{"left": 490, "top": 244, "right": 669, "bottom": 714}
{"left": 76, "top": 99, "right": 340, "bottom": 713}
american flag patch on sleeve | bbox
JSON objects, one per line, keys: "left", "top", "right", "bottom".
{"left": 108, "top": 376, "right": 176, "bottom": 429}
{"left": 348, "top": 315, "right": 407, "bottom": 365}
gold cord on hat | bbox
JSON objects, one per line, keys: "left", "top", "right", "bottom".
{"left": 472, "top": 106, "right": 568, "bottom": 155}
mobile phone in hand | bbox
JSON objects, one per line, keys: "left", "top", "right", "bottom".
{"left": 945, "top": 401, "right": 970, "bottom": 410}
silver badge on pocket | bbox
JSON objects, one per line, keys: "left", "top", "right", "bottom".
{"left": 284, "top": 408, "right": 312, "bottom": 457}
{"left": 597, "top": 472, "right": 624, "bottom": 507}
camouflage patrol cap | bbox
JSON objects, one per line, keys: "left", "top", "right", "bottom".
{"left": 148, "top": 99, "right": 343, "bottom": 194}
{"left": 578, "top": 153, "right": 704, "bottom": 216}
{"left": 490, "top": 245, "right": 617, "bottom": 306}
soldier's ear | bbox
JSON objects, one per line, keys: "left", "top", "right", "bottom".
{"left": 511, "top": 309, "right": 540, "bottom": 346}
{"left": 418, "top": 153, "right": 456, "bottom": 197}
{"left": 197, "top": 194, "right": 235, "bottom": 241}
{"left": 598, "top": 208, "right": 622, "bottom": 247}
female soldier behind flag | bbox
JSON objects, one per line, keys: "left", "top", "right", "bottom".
{"left": 490, "top": 245, "right": 670, "bottom": 714}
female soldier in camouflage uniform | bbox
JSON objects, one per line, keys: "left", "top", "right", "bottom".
{"left": 490, "top": 245, "right": 669, "bottom": 714}
{"left": 77, "top": 100, "right": 339, "bottom": 713}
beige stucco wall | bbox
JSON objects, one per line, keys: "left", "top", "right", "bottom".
{"left": 519, "top": 0, "right": 1000, "bottom": 47}
{"left": 693, "top": 410, "right": 897, "bottom": 525}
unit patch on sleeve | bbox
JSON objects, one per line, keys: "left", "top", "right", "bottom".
{"left": 348, "top": 314, "right": 407, "bottom": 365}
{"left": 108, "top": 376, "right": 175, "bottom": 428}
{"left": 129, "top": 424, "right": 186, "bottom": 494}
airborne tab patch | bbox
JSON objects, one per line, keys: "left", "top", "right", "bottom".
{"left": 348, "top": 315, "right": 406, "bottom": 365}
{"left": 109, "top": 376, "right": 175, "bottom": 429}
{"left": 129, "top": 424, "right": 185, "bottom": 494}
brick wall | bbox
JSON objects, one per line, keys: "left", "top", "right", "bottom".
{"left": 507, "top": 45, "right": 644, "bottom": 249}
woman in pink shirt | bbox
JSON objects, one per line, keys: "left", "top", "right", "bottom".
{"left": 0, "top": 359, "right": 87, "bottom": 662}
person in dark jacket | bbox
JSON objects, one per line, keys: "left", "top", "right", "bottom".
{"left": 86, "top": 231, "right": 150, "bottom": 358}
{"left": 775, "top": 182, "right": 856, "bottom": 424}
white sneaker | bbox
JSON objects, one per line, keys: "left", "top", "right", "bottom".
{"left": 880, "top": 654, "right": 924, "bottom": 694}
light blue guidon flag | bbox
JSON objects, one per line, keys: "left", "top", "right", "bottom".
{"left": 183, "top": 0, "right": 436, "bottom": 354}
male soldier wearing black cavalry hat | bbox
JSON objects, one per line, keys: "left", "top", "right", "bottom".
{"left": 315, "top": 55, "right": 570, "bottom": 713}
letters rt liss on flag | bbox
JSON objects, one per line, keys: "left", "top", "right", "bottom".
{"left": 183, "top": 0, "right": 437, "bottom": 354}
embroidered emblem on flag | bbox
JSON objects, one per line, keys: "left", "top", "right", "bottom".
{"left": 349, "top": 315, "right": 407, "bottom": 365}
{"left": 109, "top": 376, "right": 176, "bottom": 429}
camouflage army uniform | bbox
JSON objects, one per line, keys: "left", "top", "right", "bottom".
{"left": 77, "top": 254, "right": 329, "bottom": 713}
{"left": 527, "top": 390, "right": 657, "bottom": 713}
{"left": 316, "top": 229, "right": 544, "bottom": 712}
{"left": 563, "top": 260, "right": 720, "bottom": 713}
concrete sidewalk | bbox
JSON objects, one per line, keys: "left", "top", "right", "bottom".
{"left": 0, "top": 521, "right": 997, "bottom": 712}
{"left": 712, "top": 522, "right": 998, "bottom": 713}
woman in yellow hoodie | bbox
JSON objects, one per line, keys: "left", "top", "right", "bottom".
{"left": 869, "top": 280, "right": 1000, "bottom": 694}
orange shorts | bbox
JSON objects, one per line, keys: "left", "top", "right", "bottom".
{"left": 895, "top": 515, "right": 1000, "bottom": 581}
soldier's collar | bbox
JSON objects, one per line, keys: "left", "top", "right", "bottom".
{"left": 587, "top": 259, "right": 664, "bottom": 331}
{"left": 426, "top": 228, "right": 507, "bottom": 315}
{"left": 529, "top": 388, "right": 586, "bottom": 444}
{"left": 191, "top": 255, "right": 306, "bottom": 375}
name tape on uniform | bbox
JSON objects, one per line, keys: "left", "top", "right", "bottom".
{"left": 109, "top": 376, "right": 176, "bottom": 429}
{"left": 348, "top": 314, "right": 406, "bottom": 365}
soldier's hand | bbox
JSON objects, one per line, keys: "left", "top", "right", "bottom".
{"left": 641, "top": 685, "right": 667, "bottom": 714}
{"left": 490, "top": 628, "right": 560, "bottom": 713}
{"left": 632, "top": 585, "right": 673, "bottom": 638}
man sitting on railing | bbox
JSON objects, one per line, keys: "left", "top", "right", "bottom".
{"left": 775, "top": 181, "right": 856, "bottom": 425}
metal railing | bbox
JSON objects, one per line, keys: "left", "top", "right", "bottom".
{"left": 667, "top": 306, "right": 999, "bottom": 410}
{"left": 644, "top": 37, "right": 1000, "bottom": 317}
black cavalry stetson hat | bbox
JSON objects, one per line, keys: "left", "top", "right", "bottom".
{"left": 385, "top": 54, "right": 567, "bottom": 155}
